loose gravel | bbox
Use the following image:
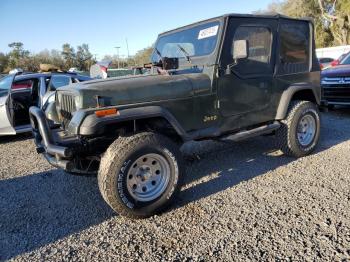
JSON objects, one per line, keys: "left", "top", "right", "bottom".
{"left": 1, "top": 109, "right": 350, "bottom": 261}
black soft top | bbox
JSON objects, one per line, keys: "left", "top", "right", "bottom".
{"left": 159, "top": 13, "right": 312, "bottom": 36}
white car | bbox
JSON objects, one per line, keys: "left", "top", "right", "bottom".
{"left": 0, "top": 72, "right": 92, "bottom": 136}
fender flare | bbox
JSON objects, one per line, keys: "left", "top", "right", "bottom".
{"left": 78, "top": 105, "right": 190, "bottom": 140}
{"left": 275, "top": 84, "right": 320, "bottom": 120}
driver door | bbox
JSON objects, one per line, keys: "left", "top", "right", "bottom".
{"left": 0, "top": 75, "right": 16, "bottom": 135}
{"left": 217, "top": 17, "right": 277, "bottom": 131}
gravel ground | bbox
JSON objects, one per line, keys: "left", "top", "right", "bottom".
{"left": 0, "top": 109, "right": 350, "bottom": 261}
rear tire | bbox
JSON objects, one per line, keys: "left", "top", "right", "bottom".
{"left": 276, "top": 101, "right": 320, "bottom": 157}
{"left": 98, "top": 132, "right": 183, "bottom": 219}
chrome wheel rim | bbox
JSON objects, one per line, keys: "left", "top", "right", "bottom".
{"left": 297, "top": 114, "right": 316, "bottom": 146}
{"left": 126, "top": 153, "right": 170, "bottom": 202}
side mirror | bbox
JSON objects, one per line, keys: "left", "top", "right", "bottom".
{"left": 226, "top": 40, "right": 248, "bottom": 75}
{"left": 233, "top": 40, "right": 248, "bottom": 61}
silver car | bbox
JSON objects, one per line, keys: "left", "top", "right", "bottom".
{"left": 0, "top": 72, "right": 91, "bottom": 136}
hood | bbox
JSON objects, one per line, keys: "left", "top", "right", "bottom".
{"left": 322, "top": 65, "right": 350, "bottom": 78}
{"left": 58, "top": 73, "right": 211, "bottom": 109}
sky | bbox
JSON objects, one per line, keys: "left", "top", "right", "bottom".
{"left": 0, "top": 0, "right": 272, "bottom": 60}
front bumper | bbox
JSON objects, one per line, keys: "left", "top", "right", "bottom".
{"left": 29, "top": 106, "right": 77, "bottom": 170}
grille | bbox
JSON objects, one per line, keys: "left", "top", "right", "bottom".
{"left": 56, "top": 93, "right": 76, "bottom": 127}
{"left": 322, "top": 77, "right": 350, "bottom": 103}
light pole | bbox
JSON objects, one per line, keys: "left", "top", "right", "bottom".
{"left": 114, "top": 46, "right": 121, "bottom": 68}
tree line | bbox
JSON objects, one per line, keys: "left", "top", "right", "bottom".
{"left": 101, "top": 46, "right": 153, "bottom": 69}
{"left": 260, "top": 0, "right": 350, "bottom": 47}
{"left": 0, "top": 42, "right": 97, "bottom": 73}
{"left": 0, "top": 42, "right": 154, "bottom": 73}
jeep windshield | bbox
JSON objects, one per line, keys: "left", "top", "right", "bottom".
{"left": 151, "top": 21, "right": 220, "bottom": 63}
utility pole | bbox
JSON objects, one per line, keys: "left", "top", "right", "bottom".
{"left": 114, "top": 46, "right": 121, "bottom": 68}
{"left": 126, "top": 38, "right": 130, "bottom": 68}
{"left": 125, "top": 38, "right": 130, "bottom": 59}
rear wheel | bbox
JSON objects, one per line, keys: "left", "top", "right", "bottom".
{"left": 276, "top": 101, "right": 320, "bottom": 157}
{"left": 98, "top": 132, "right": 183, "bottom": 219}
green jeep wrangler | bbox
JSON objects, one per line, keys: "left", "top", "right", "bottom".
{"left": 30, "top": 14, "right": 321, "bottom": 218}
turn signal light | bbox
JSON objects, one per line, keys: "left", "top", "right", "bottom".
{"left": 95, "top": 108, "right": 119, "bottom": 118}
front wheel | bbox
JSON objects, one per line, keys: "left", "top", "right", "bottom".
{"left": 276, "top": 101, "right": 321, "bottom": 157}
{"left": 98, "top": 132, "right": 183, "bottom": 219}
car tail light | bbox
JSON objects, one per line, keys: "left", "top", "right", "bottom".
{"left": 331, "top": 60, "right": 339, "bottom": 67}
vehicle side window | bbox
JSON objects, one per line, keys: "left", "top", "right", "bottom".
{"left": 11, "top": 78, "right": 40, "bottom": 105}
{"left": 278, "top": 21, "right": 310, "bottom": 74}
{"left": 0, "top": 75, "right": 14, "bottom": 98}
{"left": 231, "top": 26, "right": 273, "bottom": 75}
{"left": 321, "top": 58, "right": 334, "bottom": 63}
{"left": 12, "top": 79, "right": 33, "bottom": 90}
{"left": 340, "top": 54, "right": 350, "bottom": 65}
{"left": 48, "top": 75, "right": 71, "bottom": 91}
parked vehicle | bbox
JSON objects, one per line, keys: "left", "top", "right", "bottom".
{"left": 316, "top": 45, "right": 350, "bottom": 62}
{"left": 337, "top": 52, "right": 350, "bottom": 66}
{"left": 30, "top": 14, "right": 321, "bottom": 219}
{"left": 318, "top": 57, "right": 335, "bottom": 70}
{"left": 330, "top": 52, "right": 350, "bottom": 67}
{"left": 321, "top": 64, "right": 350, "bottom": 108}
{"left": 0, "top": 72, "right": 91, "bottom": 136}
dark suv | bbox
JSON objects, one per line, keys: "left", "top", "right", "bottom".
{"left": 29, "top": 14, "right": 321, "bottom": 218}
{"left": 321, "top": 63, "right": 350, "bottom": 108}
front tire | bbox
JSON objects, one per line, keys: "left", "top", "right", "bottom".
{"left": 276, "top": 101, "right": 320, "bottom": 157}
{"left": 98, "top": 132, "right": 183, "bottom": 219}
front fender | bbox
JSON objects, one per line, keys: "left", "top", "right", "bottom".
{"left": 275, "top": 84, "right": 320, "bottom": 120}
{"left": 77, "top": 106, "right": 190, "bottom": 140}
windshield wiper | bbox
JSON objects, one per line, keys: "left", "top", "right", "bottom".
{"left": 154, "top": 47, "right": 164, "bottom": 62}
{"left": 177, "top": 44, "right": 192, "bottom": 64}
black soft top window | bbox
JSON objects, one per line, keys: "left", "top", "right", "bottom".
{"left": 232, "top": 25, "right": 273, "bottom": 75}
{"left": 278, "top": 20, "right": 310, "bottom": 74}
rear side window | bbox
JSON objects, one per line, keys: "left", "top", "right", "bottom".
{"left": 279, "top": 21, "right": 310, "bottom": 74}
{"left": 12, "top": 79, "right": 33, "bottom": 90}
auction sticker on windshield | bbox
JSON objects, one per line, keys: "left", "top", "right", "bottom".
{"left": 198, "top": 25, "right": 219, "bottom": 40}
